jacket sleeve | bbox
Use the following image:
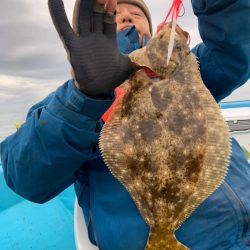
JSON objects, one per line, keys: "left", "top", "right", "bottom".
{"left": 0, "top": 80, "right": 115, "bottom": 203}
{"left": 191, "top": 0, "right": 250, "bottom": 102}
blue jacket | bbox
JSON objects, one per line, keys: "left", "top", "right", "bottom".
{"left": 1, "top": 0, "right": 250, "bottom": 249}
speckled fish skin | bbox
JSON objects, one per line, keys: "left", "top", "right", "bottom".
{"left": 99, "top": 23, "right": 231, "bottom": 250}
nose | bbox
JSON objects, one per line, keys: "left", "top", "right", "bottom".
{"left": 122, "top": 14, "right": 132, "bottom": 23}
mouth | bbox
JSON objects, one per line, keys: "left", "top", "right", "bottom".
{"left": 119, "top": 25, "right": 134, "bottom": 31}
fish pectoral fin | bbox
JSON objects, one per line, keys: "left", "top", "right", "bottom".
{"left": 145, "top": 227, "right": 189, "bottom": 250}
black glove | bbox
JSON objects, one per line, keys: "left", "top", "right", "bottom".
{"left": 48, "top": 0, "right": 134, "bottom": 98}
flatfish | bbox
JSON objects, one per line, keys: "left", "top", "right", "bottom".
{"left": 99, "top": 23, "right": 231, "bottom": 250}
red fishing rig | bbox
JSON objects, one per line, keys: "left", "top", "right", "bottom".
{"left": 157, "top": 0, "right": 188, "bottom": 64}
{"left": 157, "top": 0, "right": 182, "bottom": 33}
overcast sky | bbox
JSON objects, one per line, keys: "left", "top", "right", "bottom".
{"left": 0, "top": 0, "right": 249, "bottom": 140}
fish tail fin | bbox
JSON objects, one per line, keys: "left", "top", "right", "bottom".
{"left": 146, "top": 227, "right": 189, "bottom": 250}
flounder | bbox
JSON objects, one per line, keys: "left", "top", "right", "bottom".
{"left": 99, "top": 23, "right": 231, "bottom": 250}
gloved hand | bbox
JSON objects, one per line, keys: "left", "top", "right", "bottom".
{"left": 48, "top": 0, "right": 135, "bottom": 98}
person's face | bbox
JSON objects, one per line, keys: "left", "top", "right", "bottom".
{"left": 116, "top": 3, "right": 151, "bottom": 45}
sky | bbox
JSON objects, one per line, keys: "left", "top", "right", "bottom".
{"left": 0, "top": 0, "right": 249, "bottom": 140}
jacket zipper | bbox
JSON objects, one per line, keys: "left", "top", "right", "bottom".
{"left": 223, "top": 181, "right": 250, "bottom": 246}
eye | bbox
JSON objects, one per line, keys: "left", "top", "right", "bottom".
{"left": 131, "top": 12, "right": 142, "bottom": 16}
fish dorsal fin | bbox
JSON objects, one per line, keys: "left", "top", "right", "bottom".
{"left": 175, "top": 54, "right": 231, "bottom": 229}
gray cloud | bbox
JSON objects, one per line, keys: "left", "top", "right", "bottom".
{"left": 0, "top": 0, "right": 72, "bottom": 81}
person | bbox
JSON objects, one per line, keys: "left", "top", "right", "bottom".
{"left": 1, "top": 0, "right": 250, "bottom": 249}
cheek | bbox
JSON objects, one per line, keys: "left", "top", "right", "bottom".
{"left": 116, "top": 23, "right": 122, "bottom": 31}
{"left": 115, "top": 16, "right": 121, "bottom": 26}
{"left": 136, "top": 20, "right": 151, "bottom": 36}
{"left": 136, "top": 26, "right": 151, "bottom": 40}
{"left": 115, "top": 15, "right": 125, "bottom": 27}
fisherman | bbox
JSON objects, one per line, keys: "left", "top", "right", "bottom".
{"left": 1, "top": 0, "right": 250, "bottom": 249}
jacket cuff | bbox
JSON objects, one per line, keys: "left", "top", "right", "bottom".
{"left": 48, "top": 80, "right": 115, "bottom": 121}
